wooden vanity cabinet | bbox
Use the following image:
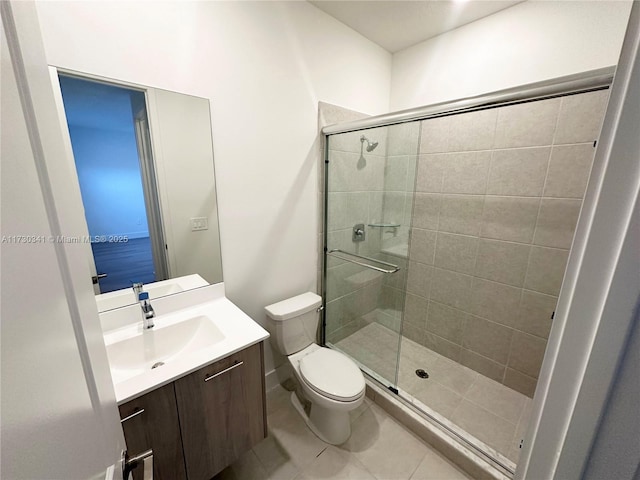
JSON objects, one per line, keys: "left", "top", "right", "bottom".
{"left": 118, "top": 382, "right": 187, "bottom": 480}
{"left": 175, "top": 342, "right": 267, "bottom": 480}
{"left": 118, "top": 342, "right": 267, "bottom": 480}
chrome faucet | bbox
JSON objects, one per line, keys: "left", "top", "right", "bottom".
{"left": 138, "top": 291, "right": 155, "bottom": 329}
{"left": 132, "top": 282, "right": 144, "bottom": 298}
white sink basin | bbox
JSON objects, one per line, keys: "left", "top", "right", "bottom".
{"left": 101, "top": 291, "right": 270, "bottom": 404}
{"left": 105, "top": 313, "right": 225, "bottom": 384}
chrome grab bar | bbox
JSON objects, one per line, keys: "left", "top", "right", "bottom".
{"left": 367, "top": 223, "right": 401, "bottom": 228}
{"left": 326, "top": 249, "right": 400, "bottom": 274}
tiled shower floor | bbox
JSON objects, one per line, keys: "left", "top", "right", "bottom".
{"left": 334, "top": 321, "right": 533, "bottom": 466}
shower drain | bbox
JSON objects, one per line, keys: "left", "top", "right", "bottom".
{"left": 415, "top": 369, "right": 429, "bottom": 379}
{"left": 151, "top": 362, "right": 165, "bottom": 369}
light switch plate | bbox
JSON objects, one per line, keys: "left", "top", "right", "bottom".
{"left": 190, "top": 217, "right": 209, "bottom": 231}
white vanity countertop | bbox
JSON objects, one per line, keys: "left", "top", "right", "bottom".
{"left": 103, "top": 288, "right": 269, "bottom": 404}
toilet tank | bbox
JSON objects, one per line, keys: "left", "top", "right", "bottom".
{"left": 264, "top": 292, "right": 322, "bottom": 355}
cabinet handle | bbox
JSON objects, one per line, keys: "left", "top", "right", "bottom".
{"left": 120, "top": 408, "right": 145, "bottom": 423}
{"left": 204, "top": 361, "right": 244, "bottom": 382}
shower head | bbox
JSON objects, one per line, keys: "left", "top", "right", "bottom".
{"left": 360, "top": 135, "right": 378, "bottom": 152}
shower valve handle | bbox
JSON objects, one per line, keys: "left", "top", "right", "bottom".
{"left": 352, "top": 223, "right": 366, "bottom": 242}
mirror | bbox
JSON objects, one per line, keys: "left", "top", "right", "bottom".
{"left": 52, "top": 70, "right": 223, "bottom": 312}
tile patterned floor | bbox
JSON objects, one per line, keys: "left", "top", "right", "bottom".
{"left": 214, "top": 384, "right": 471, "bottom": 480}
{"left": 335, "top": 322, "right": 533, "bottom": 465}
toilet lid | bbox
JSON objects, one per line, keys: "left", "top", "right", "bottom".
{"left": 299, "top": 348, "right": 365, "bottom": 402}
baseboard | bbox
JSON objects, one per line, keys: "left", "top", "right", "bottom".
{"left": 265, "top": 363, "right": 293, "bottom": 391}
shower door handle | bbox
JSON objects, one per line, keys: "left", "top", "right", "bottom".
{"left": 327, "top": 249, "right": 400, "bottom": 274}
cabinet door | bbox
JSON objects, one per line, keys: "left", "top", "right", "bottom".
{"left": 119, "top": 383, "right": 187, "bottom": 480}
{"left": 175, "top": 342, "right": 267, "bottom": 480}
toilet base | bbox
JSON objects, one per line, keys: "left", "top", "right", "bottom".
{"left": 290, "top": 391, "right": 351, "bottom": 445}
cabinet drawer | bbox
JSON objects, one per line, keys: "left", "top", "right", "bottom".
{"left": 175, "top": 342, "right": 267, "bottom": 480}
{"left": 119, "top": 383, "right": 187, "bottom": 480}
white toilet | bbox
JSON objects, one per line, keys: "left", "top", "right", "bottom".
{"left": 265, "top": 292, "right": 365, "bottom": 445}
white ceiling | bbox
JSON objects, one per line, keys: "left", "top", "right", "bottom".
{"left": 309, "top": 0, "right": 525, "bottom": 53}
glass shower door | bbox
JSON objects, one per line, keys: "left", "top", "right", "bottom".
{"left": 322, "top": 85, "right": 610, "bottom": 474}
{"left": 323, "top": 122, "right": 419, "bottom": 389}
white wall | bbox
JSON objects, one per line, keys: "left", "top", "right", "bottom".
{"left": 390, "top": 1, "right": 633, "bottom": 110}
{"left": 35, "top": 1, "right": 391, "bottom": 374}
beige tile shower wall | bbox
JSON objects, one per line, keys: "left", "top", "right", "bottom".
{"left": 404, "top": 90, "right": 609, "bottom": 397}
{"left": 381, "top": 122, "right": 421, "bottom": 252}
{"left": 376, "top": 122, "right": 420, "bottom": 333}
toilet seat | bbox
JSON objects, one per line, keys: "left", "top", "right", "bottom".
{"left": 299, "top": 348, "right": 365, "bottom": 402}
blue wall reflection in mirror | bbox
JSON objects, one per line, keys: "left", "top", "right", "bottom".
{"left": 59, "top": 76, "right": 155, "bottom": 291}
